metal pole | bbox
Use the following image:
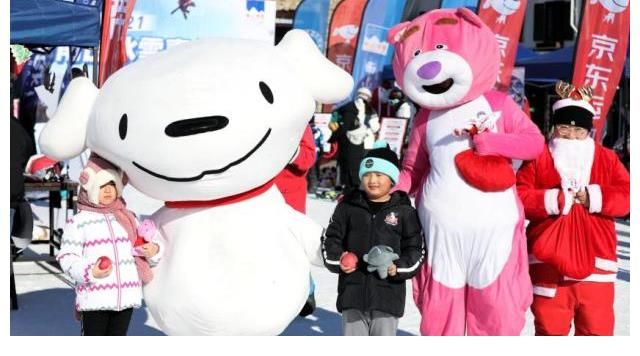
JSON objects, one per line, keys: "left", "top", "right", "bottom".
{"left": 93, "top": 46, "right": 99, "bottom": 86}
{"left": 569, "top": 0, "right": 578, "bottom": 34}
{"left": 49, "top": 191, "right": 55, "bottom": 256}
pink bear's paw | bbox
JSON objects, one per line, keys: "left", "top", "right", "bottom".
{"left": 137, "top": 219, "right": 157, "bottom": 242}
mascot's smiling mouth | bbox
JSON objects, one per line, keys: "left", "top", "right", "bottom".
{"left": 422, "top": 78, "right": 454, "bottom": 94}
{"left": 133, "top": 128, "right": 272, "bottom": 182}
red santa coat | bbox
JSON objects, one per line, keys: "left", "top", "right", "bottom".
{"left": 275, "top": 125, "right": 316, "bottom": 213}
{"left": 516, "top": 143, "right": 630, "bottom": 297}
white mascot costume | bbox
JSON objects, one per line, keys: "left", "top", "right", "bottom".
{"left": 39, "top": 30, "right": 353, "bottom": 335}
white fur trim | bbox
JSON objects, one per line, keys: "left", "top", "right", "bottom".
{"left": 552, "top": 98, "right": 596, "bottom": 115}
{"left": 595, "top": 257, "right": 618, "bottom": 272}
{"left": 564, "top": 273, "right": 616, "bottom": 282}
{"left": 544, "top": 189, "right": 560, "bottom": 215}
{"left": 587, "top": 184, "right": 603, "bottom": 213}
{"left": 533, "top": 286, "right": 557, "bottom": 297}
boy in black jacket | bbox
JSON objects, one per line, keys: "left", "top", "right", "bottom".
{"left": 322, "top": 140, "right": 425, "bottom": 336}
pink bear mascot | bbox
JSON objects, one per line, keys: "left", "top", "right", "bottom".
{"left": 388, "top": 8, "right": 544, "bottom": 335}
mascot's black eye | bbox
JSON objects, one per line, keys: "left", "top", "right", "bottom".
{"left": 435, "top": 44, "right": 447, "bottom": 50}
{"left": 413, "top": 49, "right": 422, "bottom": 56}
{"left": 259, "top": 81, "right": 274, "bottom": 104}
{"left": 119, "top": 114, "right": 128, "bottom": 140}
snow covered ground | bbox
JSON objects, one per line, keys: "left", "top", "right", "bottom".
{"left": 10, "top": 188, "right": 630, "bottom": 336}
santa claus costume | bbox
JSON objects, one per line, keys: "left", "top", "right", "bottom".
{"left": 516, "top": 86, "right": 630, "bottom": 335}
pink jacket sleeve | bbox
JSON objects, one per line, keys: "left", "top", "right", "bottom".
{"left": 473, "top": 92, "right": 545, "bottom": 160}
{"left": 394, "top": 109, "right": 430, "bottom": 196}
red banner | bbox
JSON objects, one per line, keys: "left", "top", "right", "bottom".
{"left": 322, "top": 0, "right": 367, "bottom": 112}
{"left": 477, "top": 0, "right": 527, "bottom": 91}
{"left": 572, "top": 0, "right": 629, "bottom": 141}
{"left": 99, "top": 0, "right": 137, "bottom": 86}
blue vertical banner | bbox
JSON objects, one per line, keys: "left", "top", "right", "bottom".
{"left": 440, "top": 0, "right": 478, "bottom": 11}
{"left": 292, "top": 0, "right": 331, "bottom": 52}
{"left": 350, "top": 0, "right": 407, "bottom": 99}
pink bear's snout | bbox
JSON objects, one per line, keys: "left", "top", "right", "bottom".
{"left": 417, "top": 61, "right": 442, "bottom": 80}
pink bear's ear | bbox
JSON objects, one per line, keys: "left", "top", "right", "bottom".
{"left": 455, "top": 7, "right": 484, "bottom": 28}
{"left": 387, "top": 21, "right": 413, "bottom": 45}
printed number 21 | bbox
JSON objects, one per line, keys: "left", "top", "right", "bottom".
{"left": 128, "top": 16, "right": 144, "bottom": 30}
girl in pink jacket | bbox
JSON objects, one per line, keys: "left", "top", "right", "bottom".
{"left": 57, "top": 154, "right": 162, "bottom": 335}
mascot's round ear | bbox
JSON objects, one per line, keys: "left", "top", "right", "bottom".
{"left": 456, "top": 7, "right": 484, "bottom": 27}
{"left": 276, "top": 29, "right": 353, "bottom": 104}
{"left": 387, "top": 21, "right": 412, "bottom": 45}
{"left": 39, "top": 77, "right": 98, "bottom": 161}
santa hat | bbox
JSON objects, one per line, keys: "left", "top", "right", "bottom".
{"left": 79, "top": 153, "right": 125, "bottom": 205}
{"left": 358, "top": 140, "right": 400, "bottom": 184}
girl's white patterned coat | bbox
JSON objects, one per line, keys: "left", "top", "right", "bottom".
{"left": 56, "top": 210, "right": 163, "bottom": 311}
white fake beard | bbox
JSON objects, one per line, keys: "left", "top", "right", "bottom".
{"left": 549, "top": 137, "right": 595, "bottom": 191}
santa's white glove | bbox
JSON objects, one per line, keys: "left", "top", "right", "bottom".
{"left": 453, "top": 111, "right": 500, "bottom": 137}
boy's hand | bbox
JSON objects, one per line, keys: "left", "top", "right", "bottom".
{"left": 339, "top": 252, "right": 357, "bottom": 274}
{"left": 92, "top": 263, "right": 112, "bottom": 279}
{"left": 387, "top": 263, "right": 397, "bottom": 277}
{"left": 139, "top": 242, "right": 160, "bottom": 258}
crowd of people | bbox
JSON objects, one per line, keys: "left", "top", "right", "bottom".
{"left": 10, "top": 71, "right": 630, "bottom": 336}
{"left": 10, "top": 7, "right": 630, "bottom": 337}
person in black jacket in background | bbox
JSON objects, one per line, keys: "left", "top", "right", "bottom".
{"left": 328, "top": 87, "right": 378, "bottom": 195}
{"left": 322, "top": 140, "right": 425, "bottom": 336}
{"left": 10, "top": 115, "right": 34, "bottom": 309}
{"left": 10, "top": 116, "right": 34, "bottom": 216}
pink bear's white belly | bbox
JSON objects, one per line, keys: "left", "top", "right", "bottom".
{"left": 419, "top": 96, "right": 519, "bottom": 289}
